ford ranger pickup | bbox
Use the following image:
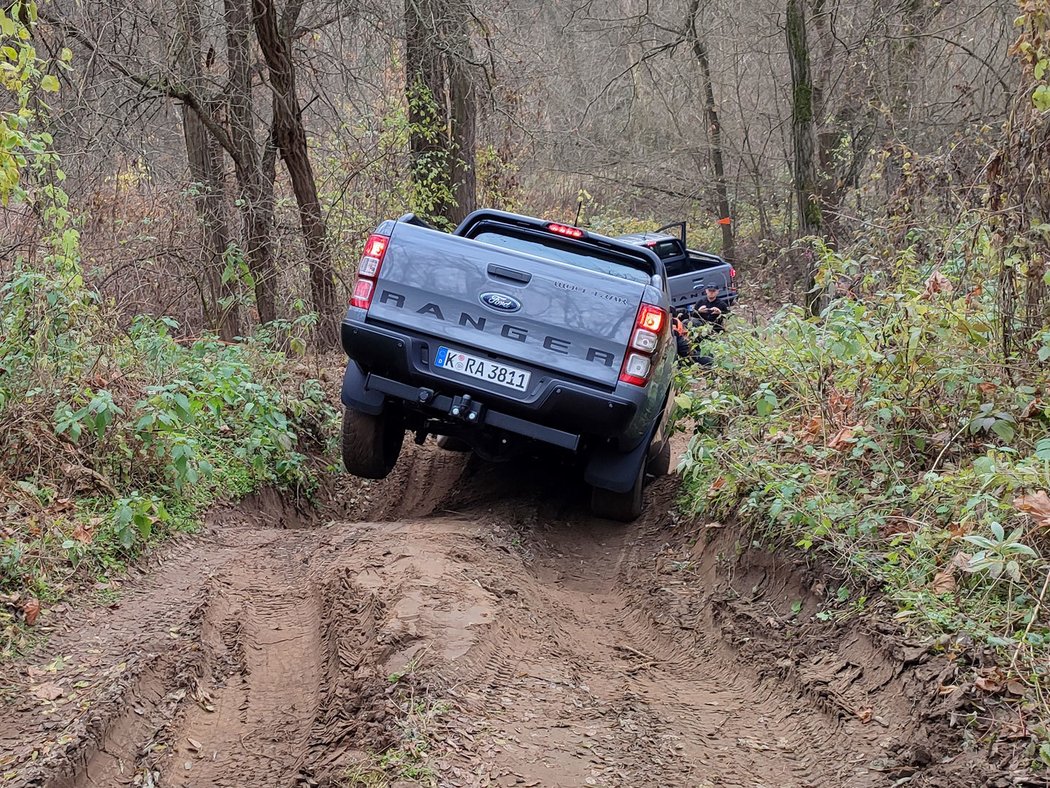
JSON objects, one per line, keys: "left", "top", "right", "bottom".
{"left": 339, "top": 209, "right": 676, "bottom": 521}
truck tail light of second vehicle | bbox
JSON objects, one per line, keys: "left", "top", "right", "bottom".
{"left": 350, "top": 233, "right": 390, "bottom": 310}
{"left": 619, "top": 303, "right": 666, "bottom": 387}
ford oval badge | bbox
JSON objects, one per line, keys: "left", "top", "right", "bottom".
{"left": 479, "top": 292, "right": 522, "bottom": 313}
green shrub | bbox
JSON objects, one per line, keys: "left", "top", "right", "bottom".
{"left": 677, "top": 238, "right": 1050, "bottom": 746}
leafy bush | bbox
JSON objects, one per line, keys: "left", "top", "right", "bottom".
{"left": 1, "top": 316, "right": 336, "bottom": 609}
{"left": 677, "top": 238, "right": 1050, "bottom": 751}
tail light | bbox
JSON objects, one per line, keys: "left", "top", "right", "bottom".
{"left": 350, "top": 233, "right": 389, "bottom": 309}
{"left": 620, "top": 303, "right": 666, "bottom": 387}
{"left": 730, "top": 266, "right": 737, "bottom": 279}
{"left": 547, "top": 222, "right": 585, "bottom": 239}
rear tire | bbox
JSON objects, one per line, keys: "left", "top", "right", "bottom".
{"left": 647, "top": 438, "right": 672, "bottom": 478}
{"left": 341, "top": 406, "right": 404, "bottom": 479}
{"left": 590, "top": 458, "right": 645, "bottom": 522}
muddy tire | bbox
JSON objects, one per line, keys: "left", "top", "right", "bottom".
{"left": 435, "top": 435, "right": 472, "bottom": 453}
{"left": 647, "top": 439, "right": 672, "bottom": 478}
{"left": 590, "top": 459, "right": 645, "bottom": 522}
{"left": 341, "top": 406, "right": 404, "bottom": 479}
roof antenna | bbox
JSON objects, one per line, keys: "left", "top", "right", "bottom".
{"left": 574, "top": 194, "right": 584, "bottom": 227}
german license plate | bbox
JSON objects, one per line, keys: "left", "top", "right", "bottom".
{"left": 435, "top": 346, "right": 531, "bottom": 392}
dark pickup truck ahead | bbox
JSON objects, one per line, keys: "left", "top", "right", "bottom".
{"left": 617, "top": 228, "right": 737, "bottom": 315}
{"left": 339, "top": 210, "right": 676, "bottom": 521}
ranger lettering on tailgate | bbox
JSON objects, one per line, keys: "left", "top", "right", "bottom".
{"left": 377, "top": 288, "right": 617, "bottom": 368}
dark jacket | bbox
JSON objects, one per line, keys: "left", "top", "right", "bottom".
{"left": 692, "top": 297, "right": 730, "bottom": 330}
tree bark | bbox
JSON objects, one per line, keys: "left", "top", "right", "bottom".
{"left": 786, "top": 0, "right": 822, "bottom": 315}
{"left": 405, "top": 0, "right": 453, "bottom": 225}
{"left": 253, "top": 0, "right": 339, "bottom": 348}
{"left": 225, "top": 0, "right": 278, "bottom": 326}
{"left": 686, "top": 0, "right": 734, "bottom": 262}
{"left": 176, "top": 0, "right": 240, "bottom": 341}
{"left": 404, "top": 0, "right": 477, "bottom": 228}
{"left": 449, "top": 52, "right": 477, "bottom": 225}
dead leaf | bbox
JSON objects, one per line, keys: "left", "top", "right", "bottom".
{"left": 1006, "top": 679, "right": 1027, "bottom": 696}
{"left": 930, "top": 568, "right": 956, "bottom": 595}
{"left": 707, "top": 477, "right": 727, "bottom": 495}
{"left": 827, "top": 426, "right": 854, "bottom": 451}
{"left": 856, "top": 707, "right": 874, "bottom": 724}
{"left": 32, "top": 682, "right": 64, "bottom": 701}
{"left": 978, "top": 381, "right": 998, "bottom": 397}
{"left": 922, "top": 271, "right": 955, "bottom": 299}
{"left": 72, "top": 521, "right": 94, "bottom": 544}
{"left": 186, "top": 737, "right": 203, "bottom": 753}
{"left": 880, "top": 512, "right": 916, "bottom": 539}
{"left": 22, "top": 598, "right": 40, "bottom": 626}
{"left": 827, "top": 426, "right": 860, "bottom": 449}
{"left": 799, "top": 415, "right": 824, "bottom": 444}
{"left": 950, "top": 551, "right": 973, "bottom": 570}
{"left": 1014, "top": 491, "right": 1050, "bottom": 529}
{"left": 826, "top": 390, "right": 855, "bottom": 421}
{"left": 704, "top": 521, "right": 725, "bottom": 529}
{"left": 975, "top": 676, "right": 1002, "bottom": 693}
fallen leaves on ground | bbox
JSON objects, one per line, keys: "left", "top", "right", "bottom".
{"left": 22, "top": 598, "right": 40, "bottom": 626}
{"left": 72, "top": 519, "right": 98, "bottom": 544}
{"left": 31, "top": 682, "right": 64, "bottom": 702}
{"left": 975, "top": 667, "right": 1006, "bottom": 694}
{"left": 930, "top": 568, "right": 956, "bottom": 595}
{"left": 977, "top": 381, "right": 998, "bottom": 397}
{"left": 799, "top": 415, "right": 824, "bottom": 444}
{"left": 826, "top": 389, "right": 855, "bottom": 422}
{"left": 880, "top": 513, "right": 917, "bottom": 538}
{"left": 1014, "top": 491, "right": 1050, "bottom": 529}
{"left": 975, "top": 676, "right": 1001, "bottom": 693}
{"left": 827, "top": 425, "right": 860, "bottom": 451}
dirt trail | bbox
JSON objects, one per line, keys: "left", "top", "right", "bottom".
{"left": 0, "top": 443, "right": 991, "bottom": 787}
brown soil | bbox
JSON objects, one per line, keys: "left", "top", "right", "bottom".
{"left": 0, "top": 440, "right": 1026, "bottom": 787}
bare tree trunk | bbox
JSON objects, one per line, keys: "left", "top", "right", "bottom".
{"left": 405, "top": 0, "right": 453, "bottom": 225}
{"left": 786, "top": 0, "right": 822, "bottom": 315}
{"left": 449, "top": 50, "right": 477, "bottom": 225}
{"left": 687, "top": 0, "right": 734, "bottom": 262}
{"left": 253, "top": 0, "right": 338, "bottom": 348}
{"left": 176, "top": 0, "right": 240, "bottom": 341}
{"left": 225, "top": 0, "right": 278, "bottom": 326}
{"left": 405, "top": 0, "right": 477, "bottom": 227}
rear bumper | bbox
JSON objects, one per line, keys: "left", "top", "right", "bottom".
{"left": 340, "top": 316, "right": 644, "bottom": 449}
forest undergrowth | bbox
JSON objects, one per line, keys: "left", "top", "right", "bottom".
{"left": 677, "top": 228, "right": 1050, "bottom": 770}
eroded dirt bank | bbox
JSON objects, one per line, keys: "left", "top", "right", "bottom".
{"left": 0, "top": 443, "right": 1018, "bottom": 787}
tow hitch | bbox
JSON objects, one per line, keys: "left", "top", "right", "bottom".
{"left": 449, "top": 394, "right": 484, "bottom": 424}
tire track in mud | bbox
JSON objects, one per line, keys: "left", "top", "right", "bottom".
{"left": 0, "top": 440, "right": 974, "bottom": 787}
{"left": 428, "top": 510, "right": 885, "bottom": 788}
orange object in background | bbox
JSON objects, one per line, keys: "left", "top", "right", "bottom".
{"left": 718, "top": 217, "right": 732, "bottom": 225}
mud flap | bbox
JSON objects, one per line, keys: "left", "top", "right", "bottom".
{"left": 340, "top": 361, "right": 385, "bottom": 415}
{"left": 584, "top": 420, "right": 657, "bottom": 494}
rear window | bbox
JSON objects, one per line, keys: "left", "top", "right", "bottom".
{"left": 647, "top": 240, "right": 682, "bottom": 260}
{"left": 470, "top": 228, "right": 652, "bottom": 285}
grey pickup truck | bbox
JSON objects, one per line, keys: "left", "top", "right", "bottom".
{"left": 617, "top": 223, "right": 737, "bottom": 315}
{"left": 339, "top": 209, "right": 676, "bottom": 521}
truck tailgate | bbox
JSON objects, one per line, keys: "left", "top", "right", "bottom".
{"left": 366, "top": 222, "right": 643, "bottom": 389}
